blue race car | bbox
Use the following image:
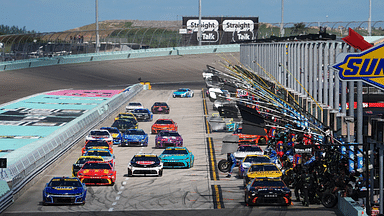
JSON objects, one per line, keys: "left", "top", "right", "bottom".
{"left": 172, "top": 88, "right": 194, "bottom": 98}
{"left": 100, "top": 127, "right": 122, "bottom": 145}
{"left": 43, "top": 177, "right": 87, "bottom": 205}
{"left": 121, "top": 129, "right": 148, "bottom": 147}
{"left": 159, "top": 147, "right": 194, "bottom": 168}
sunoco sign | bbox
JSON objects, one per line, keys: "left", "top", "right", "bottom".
{"left": 181, "top": 16, "right": 258, "bottom": 45}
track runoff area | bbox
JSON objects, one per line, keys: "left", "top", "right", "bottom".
{"left": 3, "top": 88, "right": 342, "bottom": 216}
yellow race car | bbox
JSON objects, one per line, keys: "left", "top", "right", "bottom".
{"left": 114, "top": 113, "right": 137, "bottom": 121}
{"left": 243, "top": 163, "right": 282, "bottom": 186}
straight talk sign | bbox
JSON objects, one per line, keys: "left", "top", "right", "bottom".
{"left": 182, "top": 16, "right": 258, "bottom": 44}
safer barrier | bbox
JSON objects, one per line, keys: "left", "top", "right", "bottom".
{"left": 0, "top": 45, "right": 240, "bottom": 72}
{"left": 0, "top": 84, "right": 143, "bottom": 213}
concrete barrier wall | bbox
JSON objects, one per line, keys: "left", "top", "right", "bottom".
{"left": 0, "top": 45, "right": 240, "bottom": 72}
{"left": 338, "top": 193, "right": 368, "bottom": 216}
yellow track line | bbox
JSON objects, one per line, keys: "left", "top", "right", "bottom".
{"left": 214, "top": 185, "right": 222, "bottom": 209}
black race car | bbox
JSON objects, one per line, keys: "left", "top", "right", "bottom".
{"left": 244, "top": 177, "right": 291, "bottom": 206}
{"left": 131, "top": 108, "right": 153, "bottom": 121}
{"left": 111, "top": 119, "right": 138, "bottom": 132}
{"left": 151, "top": 102, "right": 170, "bottom": 114}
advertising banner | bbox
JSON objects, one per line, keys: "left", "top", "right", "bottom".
{"left": 181, "top": 16, "right": 259, "bottom": 45}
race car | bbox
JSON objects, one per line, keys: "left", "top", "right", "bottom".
{"left": 159, "top": 147, "right": 194, "bottom": 168}
{"left": 85, "top": 129, "right": 113, "bottom": 144}
{"left": 111, "top": 119, "right": 138, "bottom": 132}
{"left": 233, "top": 145, "right": 264, "bottom": 165}
{"left": 233, "top": 129, "right": 268, "bottom": 145}
{"left": 72, "top": 156, "right": 104, "bottom": 177}
{"left": 155, "top": 130, "right": 183, "bottom": 148}
{"left": 125, "top": 102, "right": 144, "bottom": 113}
{"left": 81, "top": 140, "right": 113, "bottom": 155}
{"left": 127, "top": 153, "right": 163, "bottom": 177}
{"left": 83, "top": 148, "right": 115, "bottom": 165}
{"left": 151, "top": 119, "right": 177, "bottom": 134}
{"left": 243, "top": 163, "right": 282, "bottom": 186}
{"left": 172, "top": 88, "right": 194, "bottom": 98}
{"left": 77, "top": 161, "right": 116, "bottom": 186}
{"left": 244, "top": 177, "right": 291, "bottom": 206}
{"left": 114, "top": 112, "right": 137, "bottom": 121}
{"left": 238, "top": 155, "right": 272, "bottom": 179}
{"left": 100, "top": 127, "right": 122, "bottom": 145}
{"left": 121, "top": 129, "right": 148, "bottom": 147}
{"left": 43, "top": 177, "right": 87, "bottom": 205}
{"left": 151, "top": 102, "right": 170, "bottom": 114}
{"left": 131, "top": 108, "right": 153, "bottom": 122}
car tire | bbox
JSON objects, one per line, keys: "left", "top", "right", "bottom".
{"left": 128, "top": 169, "right": 132, "bottom": 177}
{"left": 159, "top": 170, "right": 163, "bottom": 177}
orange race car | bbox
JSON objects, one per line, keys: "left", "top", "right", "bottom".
{"left": 81, "top": 140, "right": 113, "bottom": 155}
{"left": 233, "top": 133, "right": 269, "bottom": 145}
{"left": 151, "top": 119, "right": 178, "bottom": 134}
{"left": 77, "top": 161, "right": 116, "bottom": 186}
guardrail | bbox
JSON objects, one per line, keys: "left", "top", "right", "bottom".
{"left": 0, "top": 84, "right": 143, "bottom": 213}
{"left": 0, "top": 44, "right": 240, "bottom": 72}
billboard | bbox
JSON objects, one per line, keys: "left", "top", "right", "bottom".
{"left": 181, "top": 17, "right": 259, "bottom": 45}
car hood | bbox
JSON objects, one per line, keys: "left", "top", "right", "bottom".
{"left": 173, "top": 91, "right": 187, "bottom": 95}
{"left": 124, "top": 135, "right": 147, "bottom": 141}
{"left": 159, "top": 154, "right": 189, "bottom": 160}
{"left": 111, "top": 133, "right": 120, "bottom": 138}
{"left": 233, "top": 152, "right": 263, "bottom": 158}
{"left": 45, "top": 186, "right": 83, "bottom": 194}
{"left": 80, "top": 169, "right": 112, "bottom": 175}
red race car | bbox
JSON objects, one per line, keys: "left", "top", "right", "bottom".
{"left": 151, "top": 119, "right": 178, "bottom": 134}
{"left": 77, "top": 161, "right": 116, "bottom": 186}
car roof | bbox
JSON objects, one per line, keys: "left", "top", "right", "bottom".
{"left": 244, "top": 155, "right": 269, "bottom": 158}
{"left": 77, "top": 156, "right": 104, "bottom": 160}
{"left": 86, "top": 148, "right": 111, "bottom": 152}
{"left": 134, "top": 153, "right": 158, "bottom": 157}
{"left": 51, "top": 176, "right": 78, "bottom": 180}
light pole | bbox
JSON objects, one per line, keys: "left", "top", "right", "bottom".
{"left": 95, "top": 0, "right": 100, "bottom": 53}
{"left": 368, "top": 0, "right": 372, "bottom": 36}
{"left": 198, "top": 0, "right": 202, "bottom": 46}
{"left": 280, "top": 0, "right": 284, "bottom": 37}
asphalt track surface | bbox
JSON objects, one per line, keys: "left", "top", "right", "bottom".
{"left": 0, "top": 53, "right": 343, "bottom": 216}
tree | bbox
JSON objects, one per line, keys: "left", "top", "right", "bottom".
{"left": 291, "top": 22, "right": 306, "bottom": 35}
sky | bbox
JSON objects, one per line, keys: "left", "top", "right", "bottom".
{"left": 1, "top": 0, "right": 383, "bottom": 33}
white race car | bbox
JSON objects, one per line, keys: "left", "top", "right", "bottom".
{"left": 233, "top": 145, "right": 264, "bottom": 165}
{"left": 125, "top": 102, "right": 144, "bottom": 113}
{"left": 127, "top": 153, "right": 163, "bottom": 177}
{"left": 85, "top": 129, "right": 113, "bottom": 143}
